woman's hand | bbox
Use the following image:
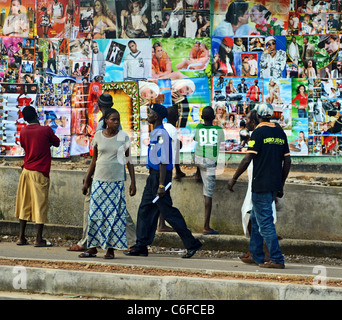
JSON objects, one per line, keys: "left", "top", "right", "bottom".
{"left": 129, "top": 183, "right": 136, "bottom": 197}
{"left": 82, "top": 181, "right": 89, "bottom": 195}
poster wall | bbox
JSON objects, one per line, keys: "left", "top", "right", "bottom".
{"left": 0, "top": 0, "right": 342, "bottom": 158}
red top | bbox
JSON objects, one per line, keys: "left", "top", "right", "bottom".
{"left": 20, "top": 124, "right": 60, "bottom": 177}
{"left": 292, "top": 93, "right": 308, "bottom": 109}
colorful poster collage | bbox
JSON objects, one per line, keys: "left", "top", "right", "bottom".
{"left": 210, "top": 0, "right": 342, "bottom": 156}
{"left": 0, "top": 0, "right": 342, "bottom": 158}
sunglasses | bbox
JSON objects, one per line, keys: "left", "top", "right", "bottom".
{"left": 338, "top": 65, "right": 342, "bottom": 67}
{"left": 266, "top": 41, "right": 276, "bottom": 47}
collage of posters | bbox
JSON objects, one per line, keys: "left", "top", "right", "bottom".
{"left": 0, "top": 0, "right": 342, "bottom": 158}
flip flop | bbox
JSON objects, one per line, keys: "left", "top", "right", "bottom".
{"left": 67, "top": 244, "right": 86, "bottom": 252}
{"left": 34, "top": 240, "right": 52, "bottom": 247}
{"left": 103, "top": 254, "right": 115, "bottom": 259}
{"left": 17, "top": 239, "right": 29, "bottom": 246}
{"left": 79, "top": 252, "right": 97, "bottom": 258}
{"left": 203, "top": 230, "right": 219, "bottom": 235}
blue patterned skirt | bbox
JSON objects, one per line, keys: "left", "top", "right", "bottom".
{"left": 87, "top": 180, "right": 128, "bottom": 250}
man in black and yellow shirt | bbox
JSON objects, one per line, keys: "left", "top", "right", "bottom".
{"left": 228, "top": 103, "right": 291, "bottom": 269}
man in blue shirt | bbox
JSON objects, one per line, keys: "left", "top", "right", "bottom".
{"left": 125, "top": 103, "right": 202, "bottom": 258}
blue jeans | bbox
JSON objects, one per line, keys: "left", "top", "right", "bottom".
{"left": 297, "top": 109, "right": 307, "bottom": 118}
{"left": 250, "top": 192, "right": 284, "bottom": 265}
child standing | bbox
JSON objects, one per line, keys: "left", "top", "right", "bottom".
{"left": 194, "top": 106, "right": 225, "bottom": 235}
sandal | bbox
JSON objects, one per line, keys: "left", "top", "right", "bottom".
{"left": 79, "top": 249, "right": 97, "bottom": 258}
{"left": 174, "top": 172, "right": 186, "bottom": 180}
{"left": 79, "top": 251, "right": 97, "bottom": 258}
{"left": 203, "top": 229, "right": 219, "bottom": 235}
{"left": 104, "top": 249, "right": 115, "bottom": 259}
{"left": 67, "top": 244, "right": 85, "bottom": 252}
{"left": 34, "top": 240, "right": 52, "bottom": 247}
{"left": 17, "top": 239, "right": 29, "bottom": 246}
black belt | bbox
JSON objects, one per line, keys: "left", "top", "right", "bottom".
{"left": 149, "top": 169, "right": 159, "bottom": 174}
{"left": 149, "top": 169, "right": 172, "bottom": 174}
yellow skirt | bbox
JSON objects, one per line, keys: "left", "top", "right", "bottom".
{"left": 15, "top": 168, "right": 50, "bottom": 224}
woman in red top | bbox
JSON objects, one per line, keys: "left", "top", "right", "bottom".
{"left": 292, "top": 84, "right": 308, "bottom": 118}
{"left": 213, "top": 37, "right": 236, "bottom": 76}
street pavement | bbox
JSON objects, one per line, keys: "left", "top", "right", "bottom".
{"left": 1, "top": 241, "right": 342, "bottom": 279}
{"left": 1, "top": 241, "right": 342, "bottom": 300}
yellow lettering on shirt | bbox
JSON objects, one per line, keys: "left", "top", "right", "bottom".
{"left": 248, "top": 140, "right": 255, "bottom": 148}
{"left": 263, "top": 137, "right": 285, "bottom": 145}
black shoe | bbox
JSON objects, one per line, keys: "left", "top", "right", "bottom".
{"left": 124, "top": 246, "right": 148, "bottom": 257}
{"left": 182, "top": 242, "right": 202, "bottom": 259}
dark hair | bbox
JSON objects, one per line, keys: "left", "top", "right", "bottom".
{"left": 102, "top": 108, "right": 119, "bottom": 129}
{"left": 128, "top": 40, "right": 136, "bottom": 46}
{"left": 202, "top": 106, "right": 215, "bottom": 121}
{"left": 166, "top": 106, "right": 179, "bottom": 126}
{"left": 22, "top": 106, "right": 37, "bottom": 122}
{"left": 152, "top": 42, "right": 162, "bottom": 50}
{"left": 249, "top": 109, "right": 259, "bottom": 125}
{"left": 225, "top": 0, "right": 248, "bottom": 25}
{"left": 296, "top": 84, "right": 306, "bottom": 94}
{"left": 254, "top": 4, "right": 271, "bottom": 21}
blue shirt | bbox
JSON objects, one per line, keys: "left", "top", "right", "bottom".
{"left": 147, "top": 124, "right": 173, "bottom": 171}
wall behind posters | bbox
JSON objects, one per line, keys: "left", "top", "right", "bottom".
{"left": 0, "top": 0, "right": 342, "bottom": 158}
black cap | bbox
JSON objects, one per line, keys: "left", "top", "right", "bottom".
{"left": 98, "top": 93, "right": 113, "bottom": 108}
{"left": 150, "top": 103, "right": 168, "bottom": 119}
{"left": 318, "top": 35, "right": 334, "bottom": 49}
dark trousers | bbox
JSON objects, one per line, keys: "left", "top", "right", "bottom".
{"left": 135, "top": 169, "right": 201, "bottom": 250}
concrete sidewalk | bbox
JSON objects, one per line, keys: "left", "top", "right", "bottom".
{"left": 1, "top": 241, "right": 342, "bottom": 300}
{"left": 3, "top": 221, "right": 342, "bottom": 258}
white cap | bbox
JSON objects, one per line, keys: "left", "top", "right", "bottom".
{"left": 265, "top": 36, "right": 276, "bottom": 45}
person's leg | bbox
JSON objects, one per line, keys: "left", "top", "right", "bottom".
{"left": 35, "top": 224, "right": 44, "bottom": 244}
{"left": 194, "top": 166, "right": 202, "bottom": 182}
{"left": 157, "top": 214, "right": 174, "bottom": 232}
{"left": 157, "top": 171, "right": 201, "bottom": 251}
{"left": 134, "top": 174, "right": 160, "bottom": 250}
{"left": 248, "top": 206, "right": 265, "bottom": 264}
{"left": 203, "top": 195, "right": 212, "bottom": 232}
{"left": 15, "top": 169, "right": 32, "bottom": 235}
{"left": 125, "top": 210, "right": 137, "bottom": 247}
{"left": 69, "top": 186, "right": 90, "bottom": 251}
{"left": 30, "top": 170, "right": 50, "bottom": 246}
{"left": 18, "top": 219, "right": 27, "bottom": 243}
{"left": 200, "top": 162, "right": 217, "bottom": 234}
{"left": 78, "top": 186, "right": 91, "bottom": 248}
{"left": 252, "top": 192, "right": 284, "bottom": 265}
{"left": 176, "top": 59, "right": 190, "bottom": 70}
{"left": 174, "top": 164, "right": 186, "bottom": 180}
{"left": 104, "top": 247, "right": 115, "bottom": 259}
{"left": 79, "top": 246, "right": 97, "bottom": 257}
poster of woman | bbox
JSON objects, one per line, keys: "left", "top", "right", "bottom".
{"left": 1, "top": 0, "right": 34, "bottom": 37}
{"left": 36, "top": 0, "right": 80, "bottom": 38}
{"left": 116, "top": 0, "right": 151, "bottom": 38}
{"left": 212, "top": 0, "right": 290, "bottom": 37}
{"left": 288, "top": 117, "right": 309, "bottom": 155}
